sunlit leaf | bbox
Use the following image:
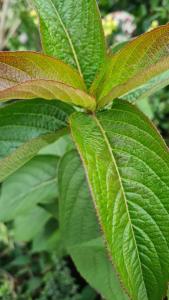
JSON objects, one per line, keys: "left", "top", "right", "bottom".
{"left": 0, "top": 51, "right": 96, "bottom": 110}
{"left": 91, "top": 24, "right": 169, "bottom": 108}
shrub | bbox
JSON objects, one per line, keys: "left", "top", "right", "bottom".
{"left": 0, "top": 1, "right": 169, "bottom": 299}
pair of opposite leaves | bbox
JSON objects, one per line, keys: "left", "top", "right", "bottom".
{"left": 1, "top": 1, "right": 169, "bottom": 300}
{"left": 1, "top": 20, "right": 169, "bottom": 109}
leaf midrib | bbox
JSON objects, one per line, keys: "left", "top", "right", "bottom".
{"left": 48, "top": 0, "right": 83, "bottom": 78}
{"left": 93, "top": 114, "right": 148, "bottom": 300}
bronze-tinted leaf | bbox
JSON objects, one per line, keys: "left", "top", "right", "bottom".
{"left": 0, "top": 51, "right": 96, "bottom": 110}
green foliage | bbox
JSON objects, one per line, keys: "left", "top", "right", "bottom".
{"left": 6, "top": 0, "right": 40, "bottom": 51}
{"left": 70, "top": 99, "right": 169, "bottom": 299}
{"left": 0, "top": 1, "right": 169, "bottom": 300}
{"left": 149, "top": 89, "right": 169, "bottom": 144}
{"left": 59, "top": 149, "right": 129, "bottom": 300}
{"left": 0, "top": 99, "right": 73, "bottom": 182}
{"left": 91, "top": 24, "right": 169, "bottom": 107}
{"left": 0, "top": 52, "right": 95, "bottom": 110}
{"left": 98, "top": 0, "right": 169, "bottom": 34}
{"left": 0, "top": 100, "right": 73, "bottom": 160}
{"left": 37, "top": 259, "right": 81, "bottom": 300}
{"left": 0, "top": 227, "right": 90, "bottom": 300}
{"left": 0, "top": 0, "right": 40, "bottom": 51}
{"left": 32, "top": 0, "right": 106, "bottom": 87}
{"left": 0, "top": 155, "right": 58, "bottom": 221}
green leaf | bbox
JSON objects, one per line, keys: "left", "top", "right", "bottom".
{"left": 90, "top": 24, "right": 169, "bottom": 108}
{"left": 70, "top": 100, "right": 169, "bottom": 300}
{"left": 32, "top": 219, "right": 61, "bottom": 253}
{"left": 58, "top": 149, "right": 129, "bottom": 300}
{"left": 0, "top": 51, "right": 96, "bottom": 110}
{"left": 39, "top": 135, "right": 74, "bottom": 157}
{"left": 0, "top": 130, "right": 65, "bottom": 182}
{"left": 0, "top": 99, "right": 73, "bottom": 182}
{"left": 0, "top": 99, "right": 73, "bottom": 159}
{"left": 136, "top": 98, "right": 154, "bottom": 120}
{"left": 0, "top": 155, "right": 58, "bottom": 221}
{"left": 167, "top": 287, "right": 169, "bottom": 299}
{"left": 14, "top": 206, "right": 51, "bottom": 242}
{"left": 32, "top": 0, "right": 106, "bottom": 87}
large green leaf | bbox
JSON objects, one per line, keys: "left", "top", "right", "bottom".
{"left": 70, "top": 100, "right": 169, "bottom": 300}
{"left": 32, "top": 0, "right": 106, "bottom": 87}
{"left": 58, "top": 149, "right": 129, "bottom": 300}
{"left": 90, "top": 24, "right": 169, "bottom": 107}
{"left": 0, "top": 51, "right": 96, "bottom": 110}
{"left": 0, "top": 155, "right": 58, "bottom": 221}
{"left": 0, "top": 99, "right": 73, "bottom": 159}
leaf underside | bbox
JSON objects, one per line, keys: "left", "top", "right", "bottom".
{"left": 70, "top": 100, "right": 169, "bottom": 300}
{"left": 33, "top": 0, "right": 106, "bottom": 87}
{"left": 121, "top": 69, "right": 169, "bottom": 102}
{"left": 58, "top": 149, "right": 129, "bottom": 300}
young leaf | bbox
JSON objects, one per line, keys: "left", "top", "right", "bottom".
{"left": 0, "top": 51, "right": 96, "bottom": 110}
{"left": 0, "top": 155, "right": 58, "bottom": 221}
{"left": 70, "top": 100, "right": 169, "bottom": 300}
{"left": 90, "top": 24, "right": 169, "bottom": 107}
{"left": 58, "top": 150, "right": 129, "bottom": 300}
{"left": 0, "top": 99, "right": 73, "bottom": 159}
{"left": 32, "top": 0, "right": 106, "bottom": 87}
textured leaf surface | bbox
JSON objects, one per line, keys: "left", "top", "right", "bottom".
{"left": 0, "top": 51, "right": 95, "bottom": 110}
{"left": 91, "top": 24, "right": 169, "bottom": 107}
{"left": 0, "top": 155, "right": 58, "bottom": 221}
{"left": 70, "top": 100, "right": 169, "bottom": 300}
{"left": 33, "top": 0, "right": 106, "bottom": 87}
{"left": 58, "top": 150, "right": 129, "bottom": 300}
{"left": 0, "top": 99, "right": 73, "bottom": 159}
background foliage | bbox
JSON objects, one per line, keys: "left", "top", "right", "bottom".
{"left": 0, "top": 0, "right": 169, "bottom": 298}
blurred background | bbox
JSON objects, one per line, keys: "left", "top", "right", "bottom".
{"left": 0, "top": 0, "right": 169, "bottom": 299}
